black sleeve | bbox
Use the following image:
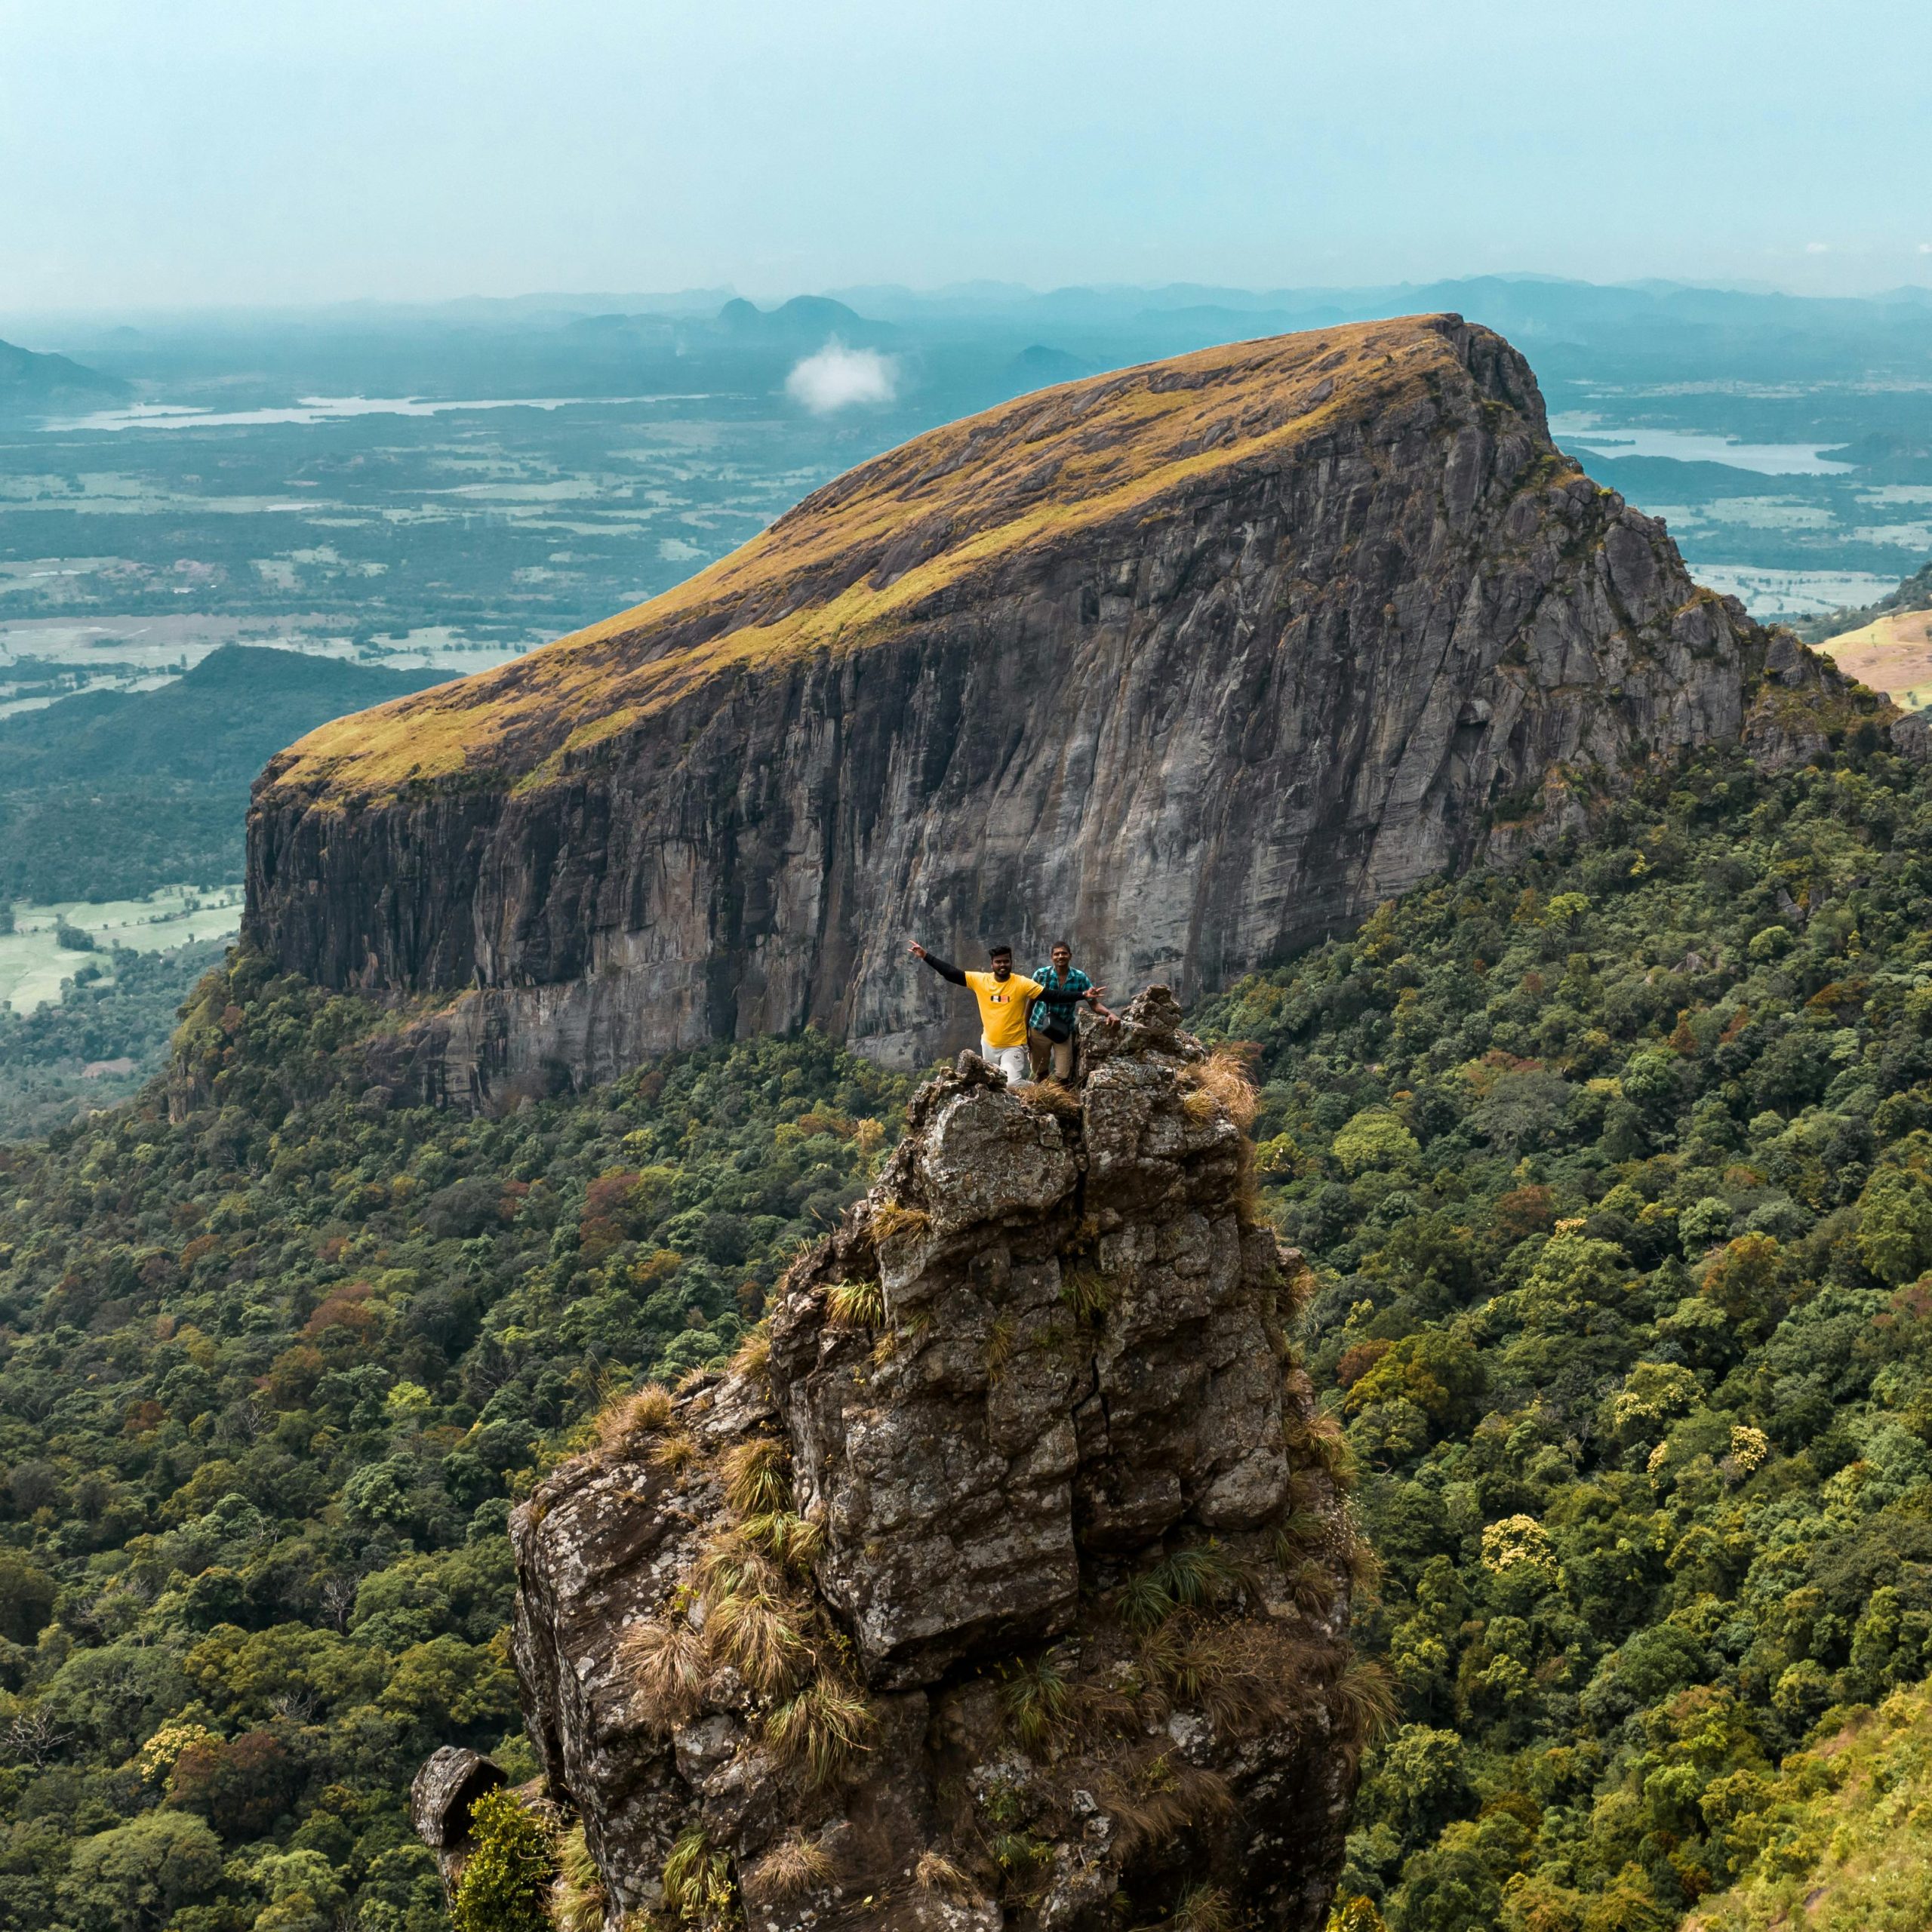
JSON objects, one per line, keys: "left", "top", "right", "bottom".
{"left": 920, "top": 952, "right": 968, "bottom": 987}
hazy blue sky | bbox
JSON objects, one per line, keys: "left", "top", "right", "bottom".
{"left": 4, "top": 0, "right": 1928, "bottom": 312}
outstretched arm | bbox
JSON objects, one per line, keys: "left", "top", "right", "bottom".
{"left": 1083, "top": 982, "right": 1121, "bottom": 1024}
{"left": 908, "top": 941, "right": 968, "bottom": 987}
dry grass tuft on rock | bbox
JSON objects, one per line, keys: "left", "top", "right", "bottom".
{"left": 823, "top": 1278, "right": 885, "bottom": 1331}
{"left": 660, "top": 1828, "right": 737, "bottom": 1928}
{"left": 617, "top": 1617, "right": 708, "bottom": 1728}
{"left": 649, "top": 1430, "right": 698, "bottom": 1475}
{"left": 740, "top": 1509, "right": 825, "bottom": 1571}
{"left": 1060, "top": 1263, "right": 1112, "bottom": 1321}
{"left": 721, "top": 1435, "right": 792, "bottom": 1516}
{"left": 1103, "top": 1755, "right": 1235, "bottom": 1857}
{"left": 728, "top": 1323, "right": 771, "bottom": 1383}
{"left": 1158, "top": 1883, "right": 1238, "bottom": 1932}
{"left": 590, "top": 1381, "right": 675, "bottom": 1460}
{"left": 1001, "top": 1654, "right": 1075, "bottom": 1755}
{"left": 549, "top": 1820, "right": 606, "bottom": 1932}
{"left": 1117, "top": 1542, "right": 1257, "bottom": 1633}
{"left": 764, "top": 1675, "right": 876, "bottom": 1789}
{"left": 1335, "top": 1657, "right": 1398, "bottom": 1755}
{"left": 1021, "top": 1078, "right": 1082, "bottom": 1120}
{"left": 914, "top": 1849, "right": 977, "bottom": 1899}
{"left": 694, "top": 1532, "right": 780, "bottom": 1606}
{"left": 751, "top": 1831, "right": 835, "bottom": 1903}
{"left": 869, "top": 1200, "right": 930, "bottom": 1246}
{"left": 1285, "top": 1558, "right": 1336, "bottom": 1618}
{"left": 706, "top": 1588, "right": 810, "bottom": 1699}
{"left": 1193, "top": 1046, "right": 1261, "bottom": 1128}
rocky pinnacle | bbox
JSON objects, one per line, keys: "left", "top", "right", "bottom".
{"left": 507, "top": 994, "right": 1367, "bottom": 1930}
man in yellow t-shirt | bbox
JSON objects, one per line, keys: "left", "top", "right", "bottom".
{"left": 908, "top": 940, "right": 1043, "bottom": 1084}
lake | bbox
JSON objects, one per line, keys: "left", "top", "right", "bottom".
{"left": 1550, "top": 413, "right": 1854, "bottom": 475}
{"left": 48, "top": 394, "right": 717, "bottom": 432}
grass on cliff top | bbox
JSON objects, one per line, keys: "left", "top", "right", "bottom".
{"left": 1817, "top": 608, "right": 1932, "bottom": 714}
{"left": 270, "top": 315, "right": 1544, "bottom": 806}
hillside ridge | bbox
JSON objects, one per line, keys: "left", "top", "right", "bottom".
{"left": 263, "top": 314, "right": 1515, "bottom": 806}
{"left": 245, "top": 314, "right": 1879, "bottom": 1102}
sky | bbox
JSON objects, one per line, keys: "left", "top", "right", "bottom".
{"left": 3, "top": 0, "right": 1930, "bottom": 314}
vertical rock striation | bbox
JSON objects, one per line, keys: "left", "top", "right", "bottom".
{"left": 510, "top": 993, "right": 1367, "bottom": 1930}
{"left": 245, "top": 314, "right": 1869, "bottom": 1105}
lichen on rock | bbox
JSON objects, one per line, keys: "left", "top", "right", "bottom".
{"left": 508, "top": 990, "right": 1369, "bottom": 1930}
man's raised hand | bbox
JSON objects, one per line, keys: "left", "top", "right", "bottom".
{"left": 907, "top": 941, "right": 928, "bottom": 961}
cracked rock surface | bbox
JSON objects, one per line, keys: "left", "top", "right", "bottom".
{"left": 510, "top": 992, "right": 1364, "bottom": 1930}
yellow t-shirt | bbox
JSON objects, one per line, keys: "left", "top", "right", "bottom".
{"left": 964, "top": 970, "right": 1043, "bottom": 1049}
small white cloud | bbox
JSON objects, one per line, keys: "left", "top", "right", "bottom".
{"left": 786, "top": 340, "right": 897, "bottom": 413}
{"left": 1805, "top": 241, "right": 1831, "bottom": 254}
{"left": 1920, "top": 242, "right": 1932, "bottom": 254}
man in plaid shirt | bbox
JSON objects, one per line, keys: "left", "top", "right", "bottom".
{"left": 1027, "top": 940, "right": 1117, "bottom": 1081}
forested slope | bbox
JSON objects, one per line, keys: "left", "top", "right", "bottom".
{"left": 1198, "top": 733, "right": 1932, "bottom": 1930}
{"left": 7, "top": 730, "right": 1932, "bottom": 1929}
{"left": 0, "top": 648, "right": 451, "bottom": 903}
{"left": 0, "top": 975, "right": 906, "bottom": 1930}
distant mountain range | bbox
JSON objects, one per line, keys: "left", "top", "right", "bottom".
{"left": 567, "top": 294, "right": 898, "bottom": 350}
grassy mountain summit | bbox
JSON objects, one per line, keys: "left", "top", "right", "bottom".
{"left": 248, "top": 312, "right": 1856, "bottom": 1098}
{"left": 264, "top": 314, "right": 1507, "bottom": 805}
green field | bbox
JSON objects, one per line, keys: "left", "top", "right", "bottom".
{"left": 0, "top": 885, "right": 240, "bottom": 1015}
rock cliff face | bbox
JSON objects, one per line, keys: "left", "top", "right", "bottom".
{"left": 509, "top": 994, "right": 1367, "bottom": 1930}
{"left": 247, "top": 312, "right": 1854, "bottom": 1102}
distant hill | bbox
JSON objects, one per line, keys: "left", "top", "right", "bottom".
{"left": 1807, "top": 557, "right": 1932, "bottom": 709}
{"left": 1003, "top": 343, "right": 1097, "bottom": 392}
{"left": 1792, "top": 552, "right": 1932, "bottom": 649}
{"left": 710, "top": 295, "right": 894, "bottom": 347}
{"left": 0, "top": 644, "right": 451, "bottom": 787}
{"left": 0, "top": 337, "right": 128, "bottom": 419}
{"left": 0, "top": 646, "right": 453, "bottom": 902}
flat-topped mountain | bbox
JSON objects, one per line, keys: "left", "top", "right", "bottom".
{"left": 246, "top": 313, "right": 1855, "bottom": 1103}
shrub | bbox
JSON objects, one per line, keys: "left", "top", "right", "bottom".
{"left": 660, "top": 1828, "right": 737, "bottom": 1927}
{"left": 450, "top": 1788, "right": 555, "bottom": 1932}
{"left": 1331, "top": 1107, "right": 1420, "bottom": 1174}
{"left": 823, "top": 1278, "right": 885, "bottom": 1330}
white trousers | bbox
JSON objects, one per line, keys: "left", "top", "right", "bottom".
{"left": 980, "top": 1040, "right": 1031, "bottom": 1084}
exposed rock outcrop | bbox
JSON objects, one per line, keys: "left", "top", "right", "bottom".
{"left": 410, "top": 1746, "right": 506, "bottom": 1900}
{"left": 245, "top": 314, "right": 1873, "bottom": 1106}
{"left": 510, "top": 994, "right": 1366, "bottom": 1930}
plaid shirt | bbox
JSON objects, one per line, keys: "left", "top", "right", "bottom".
{"left": 1029, "top": 965, "right": 1093, "bottom": 1032}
